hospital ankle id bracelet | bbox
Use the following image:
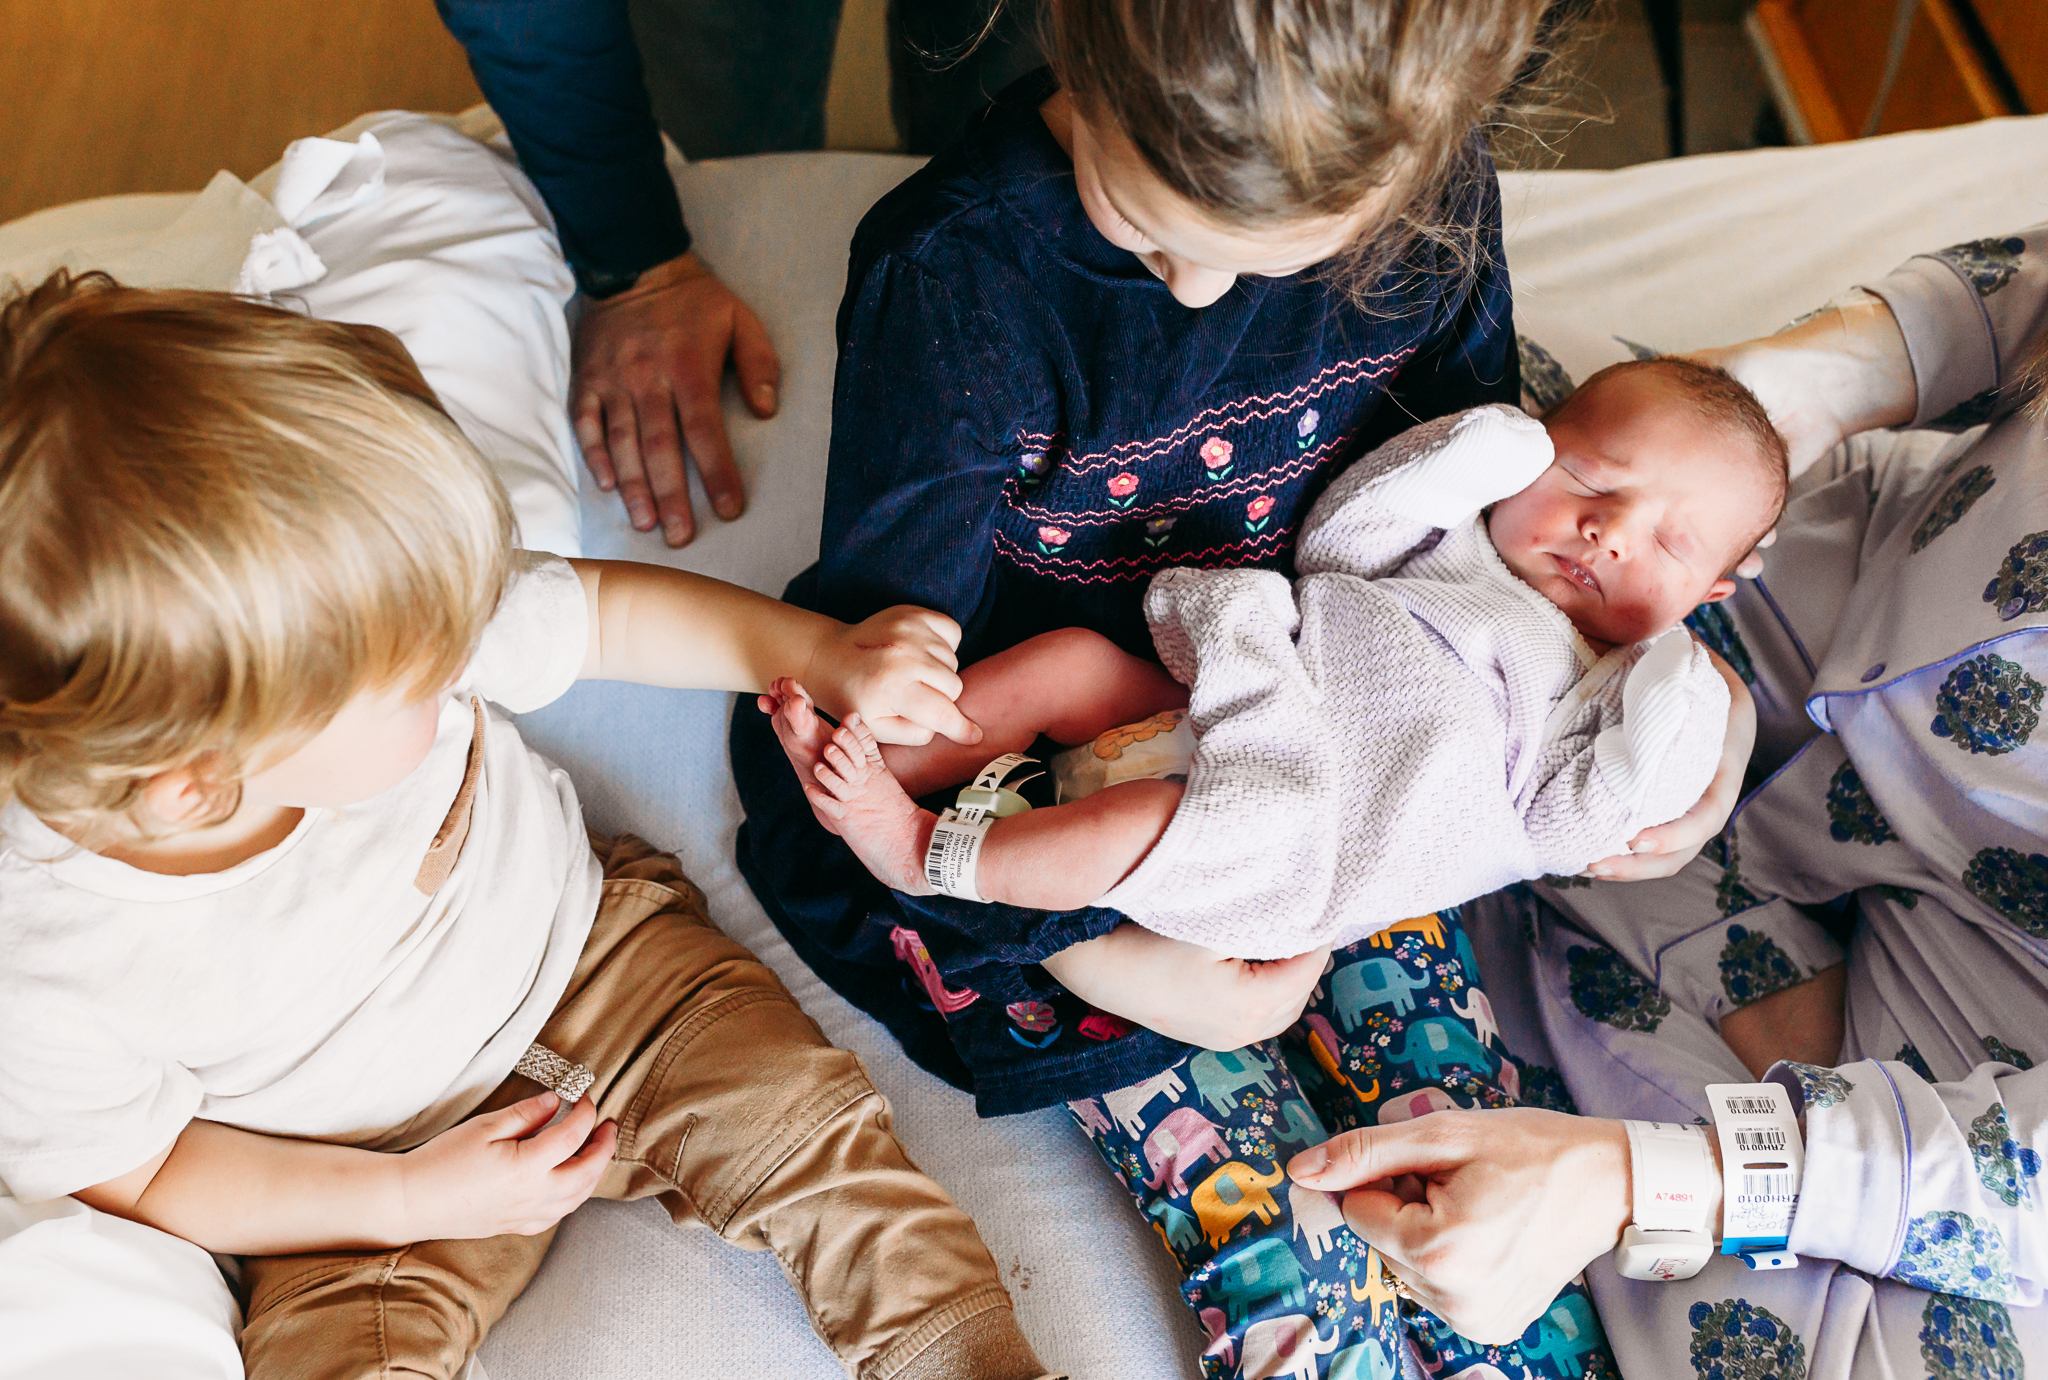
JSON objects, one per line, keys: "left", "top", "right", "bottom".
{"left": 1614, "top": 1120, "right": 1719, "bottom": 1281}
{"left": 1706, "top": 1082, "right": 1805, "bottom": 1271}
{"left": 923, "top": 753, "right": 1039, "bottom": 902}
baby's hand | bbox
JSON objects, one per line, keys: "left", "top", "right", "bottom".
{"left": 397, "top": 1091, "right": 617, "bottom": 1241}
{"left": 805, "top": 606, "right": 983, "bottom": 746}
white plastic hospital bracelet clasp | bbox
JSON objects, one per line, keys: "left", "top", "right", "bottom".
{"left": 1706, "top": 1081, "right": 1804, "bottom": 1271}
{"left": 922, "top": 754, "right": 1036, "bottom": 902}
{"left": 1614, "top": 1120, "right": 1718, "bottom": 1281}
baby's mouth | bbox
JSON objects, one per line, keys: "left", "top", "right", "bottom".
{"left": 1549, "top": 552, "right": 1602, "bottom": 595}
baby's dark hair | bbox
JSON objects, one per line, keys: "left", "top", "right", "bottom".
{"left": 1039, "top": 0, "right": 1567, "bottom": 305}
{"left": 1565, "top": 356, "right": 1790, "bottom": 568}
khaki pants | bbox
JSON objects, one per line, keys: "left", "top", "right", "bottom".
{"left": 239, "top": 835, "right": 1048, "bottom": 1380}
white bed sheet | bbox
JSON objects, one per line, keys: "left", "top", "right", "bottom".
{"left": 3, "top": 110, "right": 2047, "bottom": 1380}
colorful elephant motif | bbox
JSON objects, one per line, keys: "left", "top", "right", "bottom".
{"left": 1449, "top": 985, "right": 1499, "bottom": 1047}
{"left": 1140, "top": 1107, "right": 1229, "bottom": 1195}
{"left": 1274, "top": 1097, "right": 1323, "bottom": 1148}
{"left": 1329, "top": 1337, "right": 1397, "bottom": 1380}
{"left": 1302, "top": 1014, "right": 1378, "bottom": 1103}
{"left": 1211, "top": 1236, "right": 1308, "bottom": 1324}
{"left": 1348, "top": 1248, "right": 1403, "bottom": 1330}
{"left": 1369, "top": 912, "right": 1446, "bottom": 949}
{"left": 1390, "top": 1017, "right": 1495, "bottom": 1080}
{"left": 1331, "top": 956, "right": 1432, "bottom": 1027}
{"left": 1067, "top": 1096, "right": 1111, "bottom": 1138}
{"left": 1102, "top": 1067, "right": 1187, "bottom": 1139}
{"left": 1190, "top": 1046, "right": 1278, "bottom": 1114}
{"left": 1191, "top": 1159, "right": 1287, "bottom": 1247}
{"left": 1288, "top": 1181, "right": 1346, "bottom": 1261}
{"left": 1520, "top": 1290, "right": 1604, "bottom": 1377}
{"left": 1197, "top": 1307, "right": 1235, "bottom": 1370}
{"left": 1238, "top": 1313, "right": 1338, "bottom": 1380}
{"left": 1145, "top": 1199, "right": 1199, "bottom": 1254}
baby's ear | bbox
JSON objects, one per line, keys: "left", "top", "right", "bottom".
{"left": 1700, "top": 577, "right": 1739, "bottom": 605}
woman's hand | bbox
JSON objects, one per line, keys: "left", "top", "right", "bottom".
{"left": 572, "top": 252, "right": 781, "bottom": 547}
{"left": 804, "top": 606, "right": 982, "bottom": 747}
{"left": 399, "top": 1092, "right": 618, "bottom": 1241}
{"left": 1288, "top": 1109, "right": 1632, "bottom": 1344}
{"left": 1585, "top": 648, "right": 1755, "bottom": 881}
{"left": 1686, "top": 292, "right": 1916, "bottom": 480}
{"left": 1042, "top": 925, "right": 1329, "bottom": 1050}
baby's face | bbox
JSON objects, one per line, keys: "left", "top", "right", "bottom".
{"left": 1488, "top": 369, "right": 1772, "bottom": 647}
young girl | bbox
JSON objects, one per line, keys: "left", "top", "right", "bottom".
{"left": 0, "top": 273, "right": 1051, "bottom": 1380}
{"left": 726, "top": 2, "right": 1731, "bottom": 1374}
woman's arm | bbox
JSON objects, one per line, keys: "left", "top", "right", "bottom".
{"left": 1690, "top": 292, "right": 1917, "bottom": 479}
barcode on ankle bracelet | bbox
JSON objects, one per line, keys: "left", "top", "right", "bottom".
{"left": 1734, "top": 1128, "right": 1787, "bottom": 1153}
{"left": 1727, "top": 1095, "right": 1777, "bottom": 1116}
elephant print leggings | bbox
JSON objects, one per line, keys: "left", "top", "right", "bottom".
{"left": 1069, "top": 908, "right": 1619, "bottom": 1380}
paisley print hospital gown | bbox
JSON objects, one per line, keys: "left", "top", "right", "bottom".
{"left": 1467, "top": 227, "right": 2048, "bottom": 1378}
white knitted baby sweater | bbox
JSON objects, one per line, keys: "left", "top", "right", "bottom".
{"left": 1096, "top": 405, "right": 1731, "bottom": 958}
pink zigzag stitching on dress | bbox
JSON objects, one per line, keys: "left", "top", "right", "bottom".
{"left": 993, "top": 524, "right": 1296, "bottom": 583}
{"left": 1006, "top": 432, "right": 1350, "bottom": 528}
{"left": 1012, "top": 348, "right": 1411, "bottom": 477}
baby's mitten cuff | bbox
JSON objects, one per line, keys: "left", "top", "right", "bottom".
{"left": 1368, "top": 404, "right": 1554, "bottom": 528}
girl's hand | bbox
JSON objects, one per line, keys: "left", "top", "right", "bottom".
{"left": 1042, "top": 924, "right": 1329, "bottom": 1050}
{"left": 398, "top": 1092, "right": 617, "bottom": 1241}
{"left": 805, "top": 607, "right": 982, "bottom": 747}
{"left": 1288, "top": 1109, "right": 1632, "bottom": 1344}
{"left": 1585, "top": 647, "right": 1755, "bottom": 881}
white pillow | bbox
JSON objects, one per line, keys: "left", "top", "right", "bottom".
{"left": 0, "top": 1196, "right": 241, "bottom": 1380}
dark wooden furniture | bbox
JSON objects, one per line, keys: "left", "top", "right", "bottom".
{"left": 1748, "top": 0, "right": 2042, "bottom": 143}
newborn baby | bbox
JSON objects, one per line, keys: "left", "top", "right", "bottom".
{"left": 770, "top": 359, "right": 1787, "bottom": 957}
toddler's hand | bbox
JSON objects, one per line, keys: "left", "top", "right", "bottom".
{"left": 806, "top": 607, "right": 982, "bottom": 747}
{"left": 397, "top": 1092, "right": 616, "bottom": 1241}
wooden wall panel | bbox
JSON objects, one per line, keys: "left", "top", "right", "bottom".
{"left": 1, "top": 0, "right": 481, "bottom": 223}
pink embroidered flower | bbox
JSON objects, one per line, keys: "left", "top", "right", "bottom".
{"left": 1006, "top": 1000, "right": 1059, "bottom": 1033}
{"left": 1200, "top": 437, "right": 1234, "bottom": 470}
{"left": 1107, "top": 472, "right": 1139, "bottom": 499}
{"left": 1037, "top": 525, "right": 1071, "bottom": 553}
{"left": 1244, "top": 493, "right": 1275, "bottom": 534}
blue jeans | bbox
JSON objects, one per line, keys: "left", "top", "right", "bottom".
{"left": 1070, "top": 907, "right": 1619, "bottom": 1380}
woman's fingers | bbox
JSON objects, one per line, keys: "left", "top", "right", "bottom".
{"left": 1288, "top": 1117, "right": 1464, "bottom": 1188}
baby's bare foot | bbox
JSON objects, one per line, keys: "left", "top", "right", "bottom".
{"left": 807, "top": 715, "right": 941, "bottom": 897}
{"left": 767, "top": 683, "right": 940, "bottom": 894}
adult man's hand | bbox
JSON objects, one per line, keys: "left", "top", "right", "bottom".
{"left": 573, "top": 252, "right": 781, "bottom": 546}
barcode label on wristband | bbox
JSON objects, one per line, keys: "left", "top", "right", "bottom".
{"left": 1743, "top": 1171, "right": 1798, "bottom": 1201}
{"left": 1707, "top": 1082, "right": 1805, "bottom": 1250}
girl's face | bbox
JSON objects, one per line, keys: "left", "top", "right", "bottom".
{"left": 1047, "top": 93, "right": 1383, "bottom": 309}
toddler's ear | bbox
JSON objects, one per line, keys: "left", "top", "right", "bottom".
{"left": 139, "top": 767, "right": 215, "bottom": 828}
{"left": 1701, "top": 577, "right": 1739, "bottom": 605}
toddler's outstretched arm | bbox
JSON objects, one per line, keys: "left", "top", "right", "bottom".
{"left": 570, "top": 558, "right": 979, "bottom": 746}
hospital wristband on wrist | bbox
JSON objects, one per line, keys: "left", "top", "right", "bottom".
{"left": 923, "top": 753, "right": 1038, "bottom": 903}
{"left": 1706, "top": 1081, "right": 1805, "bottom": 1271}
{"left": 1614, "top": 1120, "right": 1718, "bottom": 1281}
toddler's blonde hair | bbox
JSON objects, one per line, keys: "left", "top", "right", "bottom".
{"left": 0, "top": 271, "right": 515, "bottom": 836}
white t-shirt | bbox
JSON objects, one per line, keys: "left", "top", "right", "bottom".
{"left": 0, "top": 553, "right": 600, "bottom": 1201}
